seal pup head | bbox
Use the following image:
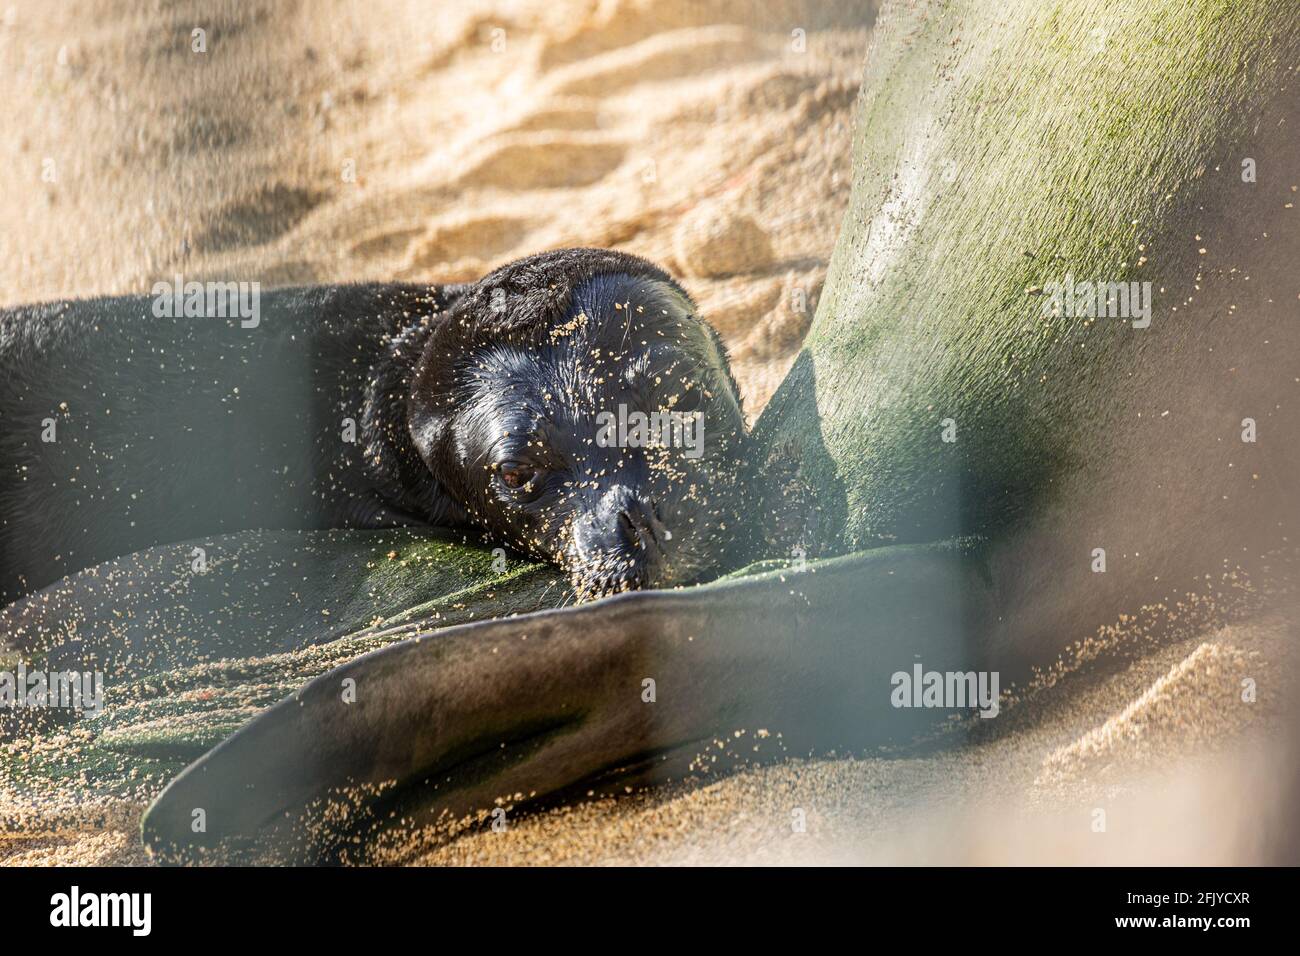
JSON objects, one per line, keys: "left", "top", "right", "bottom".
{"left": 408, "top": 248, "right": 748, "bottom": 600}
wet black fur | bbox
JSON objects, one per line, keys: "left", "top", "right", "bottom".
{"left": 0, "top": 249, "right": 746, "bottom": 604}
{"left": 410, "top": 248, "right": 749, "bottom": 596}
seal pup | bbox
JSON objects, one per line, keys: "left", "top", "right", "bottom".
{"left": 406, "top": 248, "right": 748, "bottom": 599}
{"left": 0, "top": 249, "right": 747, "bottom": 605}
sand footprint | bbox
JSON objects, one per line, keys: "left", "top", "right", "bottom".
{"left": 455, "top": 132, "right": 626, "bottom": 190}
{"left": 547, "top": 25, "right": 764, "bottom": 98}
{"left": 694, "top": 278, "right": 784, "bottom": 340}
{"left": 502, "top": 97, "right": 602, "bottom": 134}
{"left": 536, "top": 1, "right": 783, "bottom": 71}
{"left": 195, "top": 184, "right": 325, "bottom": 253}
{"left": 349, "top": 226, "right": 426, "bottom": 261}
{"left": 403, "top": 213, "right": 536, "bottom": 278}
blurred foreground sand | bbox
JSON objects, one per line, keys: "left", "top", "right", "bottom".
{"left": 1, "top": 0, "right": 1296, "bottom": 864}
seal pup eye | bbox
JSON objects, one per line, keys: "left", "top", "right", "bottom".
{"left": 499, "top": 462, "right": 537, "bottom": 489}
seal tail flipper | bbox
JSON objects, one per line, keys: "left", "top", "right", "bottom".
{"left": 141, "top": 540, "right": 1001, "bottom": 863}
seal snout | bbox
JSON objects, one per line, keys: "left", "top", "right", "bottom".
{"left": 617, "top": 496, "right": 672, "bottom": 555}
{"left": 569, "top": 485, "right": 680, "bottom": 599}
{"left": 588, "top": 485, "right": 669, "bottom": 559}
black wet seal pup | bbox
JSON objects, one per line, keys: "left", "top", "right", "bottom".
{"left": 0, "top": 248, "right": 750, "bottom": 608}
{"left": 406, "top": 247, "right": 750, "bottom": 599}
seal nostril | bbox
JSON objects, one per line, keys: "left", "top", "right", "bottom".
{"left": 617, "top": 509, "right": 637, "bottom": 546}
{"left": 616, "top": 500, "right": 670, "bottom": 553}
{"left": 652, "top": 500, "right": 668, "bottom": 536}
{"left": 647, "top": 500, "right": 671, "bottom": 544}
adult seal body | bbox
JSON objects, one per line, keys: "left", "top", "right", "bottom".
{"left": 0, "top": 249, "right": 747, "bottom": 605}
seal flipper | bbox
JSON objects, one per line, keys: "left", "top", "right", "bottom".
{"left": 141, "top": 540, "right": 1000, "bottom": 863}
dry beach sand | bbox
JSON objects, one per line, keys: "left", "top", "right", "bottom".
{"left": 1, "top": 0, "right": 868, "bottom": 415}
{"left": 1, "top": 0, "right": 1298, "bottom": 865}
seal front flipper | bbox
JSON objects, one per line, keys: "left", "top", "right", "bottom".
{"left": 140, "top": 541, "right": 999, "bottom": 863}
